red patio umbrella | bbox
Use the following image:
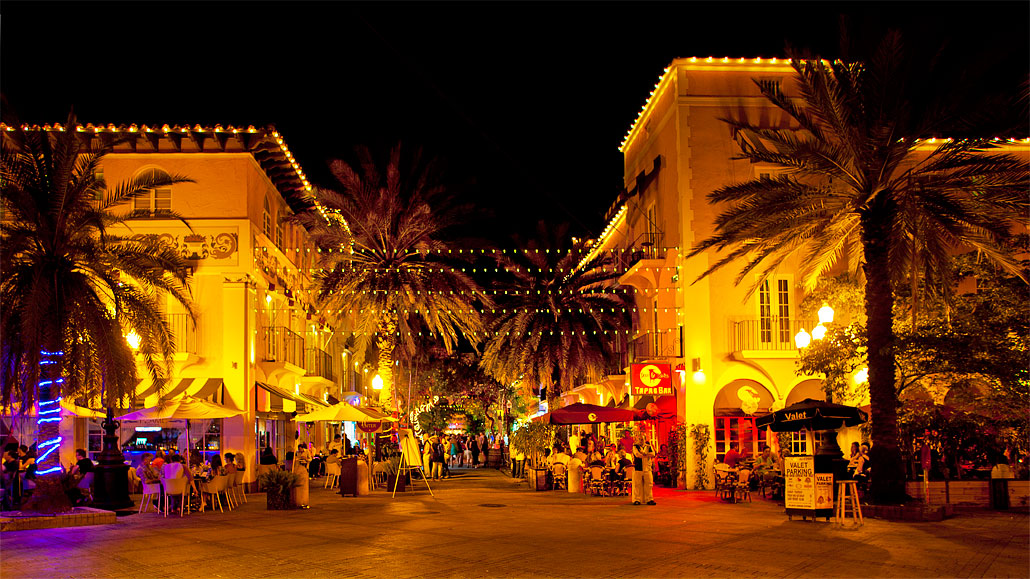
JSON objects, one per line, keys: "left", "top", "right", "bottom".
{"left": 532, "top": 402, "right": 638, "bottom": 425}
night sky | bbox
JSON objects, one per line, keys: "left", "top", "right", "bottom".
{"left": 3, "top": 1, "right": 1027, "bottom": 244}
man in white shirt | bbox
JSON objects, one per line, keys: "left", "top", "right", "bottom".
{"left": 632, "top": 430, "right": 656, "bottom": 505}
{"left": 329, "top": 434, "right": 344, "bottom": 456}
{"left": 569, "top": 431, "right": 581, "bottom": 460}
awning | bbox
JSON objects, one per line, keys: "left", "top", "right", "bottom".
{"left": 295, "top": 391, "right": 328, "bottom": 408}
{"left": 131, "top": 378, "right": 225, "bottom": 407}
{"left": 256, "top": 382, "right": 295, "bottom": 413}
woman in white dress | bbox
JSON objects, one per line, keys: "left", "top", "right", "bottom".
{"left": 292, "top": 443, "right": 311, "bottom": 508}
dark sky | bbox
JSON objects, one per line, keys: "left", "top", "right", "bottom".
{"left": 3, "top": 1, "right": 1027, "bottom": 244}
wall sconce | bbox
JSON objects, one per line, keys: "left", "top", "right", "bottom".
{"left": 691, "top": 357, "right": 706, "bottom": 384}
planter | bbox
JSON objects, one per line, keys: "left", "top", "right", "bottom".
{"left": 266, "top": 490, "right": 292, "bottom": 510}
{"left": 532, "top": 468, "right": 550, "bottom": 492}
{"left": 387, "top": 474, "right": 407, "bottom": 492}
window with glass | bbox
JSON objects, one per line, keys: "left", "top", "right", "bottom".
{"left": 132, "top": 168, "right": 172, "bottom": 217}
{"left": 713, "top": 416, "right": 768, "bottom": 463}
{"left": 758, "top": 277, "right": 792, "bottom": 347}
{"left": 263, "top": 197, "right": 272, "bottom": 239}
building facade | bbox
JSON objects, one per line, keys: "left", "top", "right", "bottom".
{"left": 2, "top": 123, "right": 367, "bottom": 488}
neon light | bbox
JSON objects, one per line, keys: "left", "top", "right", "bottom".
{"left": 36, "top": 466, "right": 63, "bottom": 476}
{"left": 40, "top": 350, "right": 65, "bottom": 356}
{"left": 38, "top": 438, "right": 61, "bottom": 449}
{"left": 134, "top": 426, "right": 162, "bottom": 432}
{"left": 38, "top": 417, "right": 62, "bottom": 423}
{"left": 39, "top": 408, "right": 61, "bottom": 415}
{"left": 38, "top": 399, "right": 61, "bottom": 407}
{"left": 37, "top": 438, "right": 62, "bottom": 462}
{"left": 38, "top": 379, "right": 65, "bottom": 386}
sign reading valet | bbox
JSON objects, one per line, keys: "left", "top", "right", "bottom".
{"left": 630, "top": 363, "right": 673, "bottom": 396}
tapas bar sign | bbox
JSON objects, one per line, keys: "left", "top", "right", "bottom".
{"left": 630, "top": 363, "right": 673, "bottom": 396}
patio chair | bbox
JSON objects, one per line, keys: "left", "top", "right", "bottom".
{"left": 325, "top": 461, "right": 341, "bottom": 489}
{"left": 551, "top": 463, "right": 568, "bottom": 491}
{"left": 139, "top": 481, "right": 162, "bottom": 514}
{"left": 162, "top": 476, "right": 188, "bottom": 517}
{"left": 589, "top": 466, "right": 606, "bottom": 496}
{"left": 734, "top": 469, "right": 752, "bottom": 503}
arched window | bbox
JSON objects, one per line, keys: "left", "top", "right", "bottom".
{"left": 132, "top": 168, "right": 172, "bottom": 217}
{"left": 275, "top": 216, "right": 284, "bottom": 250}
{"left": 263, "top": 197, "right": 272, "bottom": 239}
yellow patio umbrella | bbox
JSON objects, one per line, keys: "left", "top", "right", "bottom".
{"left": 117, "top": 395, "right": 243, "bottom": 464}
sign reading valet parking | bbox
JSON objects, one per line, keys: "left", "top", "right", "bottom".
{"left": 630, "top": 363, "right": 673, "bottom": 396}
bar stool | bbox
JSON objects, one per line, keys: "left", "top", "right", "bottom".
{"left": 836, "top": 480, "right": 863, "bottom": 526}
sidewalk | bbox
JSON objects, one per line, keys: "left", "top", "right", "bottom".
{"left": 2, "top": 467, "right": 1027, "bottom": 578}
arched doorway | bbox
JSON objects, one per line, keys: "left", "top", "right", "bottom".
{"left": 712, "top": 380, "right": 774, "bottom": 463}
{"left": 785, "top": 379, "right": 827, "bottom": 406}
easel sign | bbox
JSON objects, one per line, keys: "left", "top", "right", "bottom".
{"left": 394, "top": 428, "right": 434, "bottom": 498}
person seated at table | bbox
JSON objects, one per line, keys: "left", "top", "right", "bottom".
{"left": 260, "top": 446, "right": 278, "bottom": 466}
{"left": 151, "top": 450, "right": 166, "bottom": 470}
{"left": 846, "top": 442, "right": 862, "bottom": 475}
{"left": 752, "top": 445, "right": 778, "bottom": 489}
{"left": 573, "top": 445, "right": 588, "bottom": 465}
{"left": 724, "top": 443, "right": 742, "bottom": 469}
{"left": 224, "top": 452, "right": 238, "bottom": 477}
{"left": 853, "top": 443, "right": 872, "bottom": 489}
{"left": 234, "top": 452, "right": 246, "bottom": 475}
{"left": 209, "top": 453, "right": 225, "bottom": 476}
{"left": 284, "top": 451, "right": 295, "bottom": 472}
{"left": 586, "top": 440, "right": 605, "bottom": 467}
{"left": 552, "top": 445, "right": 571, "bottom": 467}
{"left": 325, "top": 448, "right": 340, "bottom": 466}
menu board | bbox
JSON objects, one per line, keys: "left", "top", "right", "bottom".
{"left": 784, "top": 456, "right": 815, "bottom": 509}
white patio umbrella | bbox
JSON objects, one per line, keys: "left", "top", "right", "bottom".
{"left": 117, "top": 395, "right": 243, "bottom": 464}
{"left": 294, "top": 401, "right": 398, "bottom": 423}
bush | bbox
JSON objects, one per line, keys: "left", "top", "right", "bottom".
{"left": 257, "top": 469, "right": 298, "bottom": 510}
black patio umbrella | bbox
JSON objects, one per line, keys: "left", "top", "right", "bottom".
{"left": 755, "top": 398, "right": 868, "bottom": 432}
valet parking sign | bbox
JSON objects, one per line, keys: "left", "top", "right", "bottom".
{"left": 784, "top": 456, "right": 833, "bottom": 510}
{"left": 630, "top": 363, "right": 673, "bottom": 396}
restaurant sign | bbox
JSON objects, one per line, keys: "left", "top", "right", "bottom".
{"left": 784, "top": 456, "right": 833, "bottom": 510}
{"left": 630, "top": 363, "right": 673, "bottom": 396}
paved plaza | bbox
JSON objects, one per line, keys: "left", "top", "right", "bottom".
{"left": 2, "top": 467, "right": 1027, "bottom": 578}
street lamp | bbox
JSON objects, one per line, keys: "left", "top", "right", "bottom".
{"left": 818, "top": 303, "right": 835, "bottom": 324}
{"left": 372, "top": 374, "right": 383, "bottom": 390}
{"left": 854, "top": 367, "right": 869, "bottom": 384}
{"left": 794, "top": 328, "right": 811, "bottom": 349}
{"left": 811, "top": 324, "right": 827, "bottom": 341}
{"left": 125, "top": 330, "right": 141, "bottom": 350}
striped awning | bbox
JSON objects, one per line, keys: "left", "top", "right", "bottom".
{"left": 255, "top": 382, "right": 327, "bottom": 414}
{"left": 132, "top": 378, "right": 225, "bottom": 407}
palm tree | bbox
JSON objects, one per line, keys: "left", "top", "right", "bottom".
{"left": 480, "top": 224, "right": 631, "bottom": 408}
{"left": 1, "top": 116, "right": 195, "bottom": 475}
{"left": 687, "top": 34, "right": 1029, "bottom": 503}
{"left": 294, "top": 144, "right": 490, "bottom": 412}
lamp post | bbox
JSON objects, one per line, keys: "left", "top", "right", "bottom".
{"left": 93, "top": 332, "right": 139, "bottom": 510}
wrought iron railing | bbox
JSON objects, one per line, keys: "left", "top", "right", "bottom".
{"left": 304, "top": 347, "right": 335, "bottom": 381}
{"left": 729, "top": 317, "right": 818, "bottom": 351}
{"left": 630, "top": 330, "right": 679, "bottom": 361}
{"left": 167, "top": 313, "right": 197, "bottom": 353}
{"left": 618, "top": 232, "right": 665, "bottom": 272}
{"left": 263, "top": 326, "right": 305, "bottom": 366}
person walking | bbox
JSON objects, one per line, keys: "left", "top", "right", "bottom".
{"left": 430, "top": 435, "right": 446, "bottom": 480}
{"left": 462, "top": 436, "right": 471, "bottom": 467}
{"left": 632, "top": 430, "right": 656, "bottom": 505}
{"left": 470, "top": 434, "right": 481, "bottom": 468}
{"left": 292, "top": 442, "right": 311, "bottom": 509}
{"left": 478, "top": 432, "right": 489, "bottom": 468}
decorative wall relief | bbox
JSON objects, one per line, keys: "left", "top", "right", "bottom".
{"left": 134, "top": 229, "right": 239, "bottom": 265}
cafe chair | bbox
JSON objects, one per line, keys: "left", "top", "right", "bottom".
{"left": 211, "top": 474, "right": 232, "bottom": 512}
{"left": 734, "top": 469, "right": 752, "bottom": 503}
{"left": 228, "top": 470, "right": 246, "bottom": 506}
{"left": 237, "top": 470, "right": 248, "bottom": 503}
{"left": 325, "top": 462, "right": 341, "bottom": 489}
{"left": 714, "top": 468, "right": 734, "bottom": 501}
{"left": 589, "top": 466, "right": 606, "bottom": 496}
{"left": 162, "top": 476, "right": 188, "bottom": 517}
{"left": 551, "top": 463, "right": 568, "bottom": 491}
{"left": 139, "top": 481, "right": 162, "bottom": 514}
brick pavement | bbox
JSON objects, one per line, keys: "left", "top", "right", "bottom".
{"left": 1, "top": 467, "right": 1027, "bottom": 578}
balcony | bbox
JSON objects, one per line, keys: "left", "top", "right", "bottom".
{"left": 729, "top": 317, "right": 817, "bottom": 359}
{"left": 263, "top": 326, "right": 305, "bottom": 367}
{"left": 630, "top": 330, "right": 679, "bottom": 362}
{"left": 618, "top": 232, "right": 666, "bottom": 290}
{"left": 304, "top": 347, "right": 335, "bottom": 382}
{"left": 167, "top": 313, "right": 197, "bottom": 354}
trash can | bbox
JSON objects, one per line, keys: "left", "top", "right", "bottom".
{"left": 989, "top": 478, "right": 1010, "bottom": 510}
{"left": 339, "top": 456, "right": 358, "bottom": 497}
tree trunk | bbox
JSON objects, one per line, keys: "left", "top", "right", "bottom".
{"left": 35, "top": 349, "right": 63, "bottom": 476}
{"left": 861, "top": 203, "right": 907, "bottom": 504}
{"left": 375, "top": 313, "right": 397, "bottom": 411}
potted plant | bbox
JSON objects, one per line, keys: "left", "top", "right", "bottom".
{"left": 382, "top": 454, "right": 406, "bottom": 492}
{"left": 511, "top": 421, "right": 556, "bottom": 491}
{"left": 258, "top": 469, "right": 299, "bottom": 510}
